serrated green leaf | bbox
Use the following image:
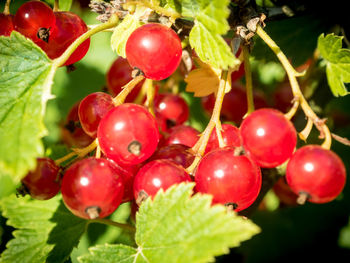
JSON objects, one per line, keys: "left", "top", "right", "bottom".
{"left": 0, "top": 32, "right": 56, "bottom": 183}
{"left": 111, "top": 6, "right": 148, "bottom": 57}
{"left": 318, "top": 33, "right": 350, "bottom": 97}
{"left": 0, "top": 195, "right": 87, "bottom": 263}
{"left": 190, "top": 22, "right": 238, "bottom": 69}
{"left": 79, "top": 183, "right": 260, "bottom": 263}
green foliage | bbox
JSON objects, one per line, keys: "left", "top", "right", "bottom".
{"left": 44, "top": 0, "right": 72, "bottom": 11}
{"left": 0, "top": 32, "right": 55, "bottom": 183}
{"left": 0, "top": 195, "right": 87, "bottom": 263}
{"left": 111, "top": 6, "right": 147, "bottom": 57}
{"left": 318, "top": 33, "right": 350, "bottom": 97}
{"left": 79, "top": 183, "right": 260, "bottom": 263}
{"left": 252, "top": 15, "right": 329, "bottom": 67}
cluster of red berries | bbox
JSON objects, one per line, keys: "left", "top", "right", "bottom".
{"left": 0, "top": 0, "right": 89, "bottom": 66}
{"left": 18, "top": 21, "right": 346, "bottom": 220}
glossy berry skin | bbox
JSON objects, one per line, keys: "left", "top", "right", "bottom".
{"left": 21, "top": 157, "right": 61, "bottom": 200}
{"left": 205, "top": 124, "right": 241, "bottom": 154}
{"left": 14, "top": 1, "right": 56, "bottom": 44}
{"left": 78, "top": 92, "right": 114, "bottom": 138}
{"left": 162, "top": 125, "right": 199, "bottom": 148}
{"left": 154, "top": 93, "right": 189, "bottom": 128}
{"left": 0, "top": 14, "right": 14, "bottom": 36}
{"left": 150, "top": 144, "right": 195, "bottom": 168}
{"left": 61, "top": 101, "right": 94, "bottom": 148}
{"left": 61, "top": 157, "right": 124, "bottom": 219}
{"left": 125, "top": 23, "right": 182, "bottom": 80}
{"left": 133, "top": 159, "right": 192, "bottom": 203}
{"left": 240, "top": 108, "right": 297, "bottom": 168}
{"left": 286, "top": 145, "right": 346, "bottom": 204}
{"left": 106, "top": 57, "right": 144, "bottom": 101}
{"left": 195, "top": 147, "right": 262, "bottom": 212}
{"left": 97, "top": 103, "right": 160, "bottom": 165}
{"left": 38, "top": 11, "right": 90, "bottom": 66}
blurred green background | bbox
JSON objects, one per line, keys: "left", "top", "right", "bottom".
{"left": 1, "top": 0, "right": 350, "bottom": 262}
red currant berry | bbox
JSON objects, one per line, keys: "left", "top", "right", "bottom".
{"left": 14, "top": 1, "right": 55, "bottom": 44}
{"left": 205, "top": 124, "right": 241, "bottom": 154}
{"left": 107, "top": 159, "right": 141, "bottom": 203}
{"left": 240, "top": 108, "right": 297, "bottom": 168}
{"left": 38, "top": 11, "right": 90, "bottom": 66}
{"left": 125, "top": 23, "right": 182, "bottom": 80}
{"left": 273, "top": 177, "right": 298, "bottom": 206}
{"left": 154, "top": 93, "right": 189, "bottom": 129}
{"left": 150, "top": 144, "right": 195, "bottom": 168}
{"left": 195, "top": 147, "right": 262, "bottom": 212}
{"left": 106, "top": 57, "right": 144, "bottom": 101}
{"left": 61, "top": 101, "right": 94, "bottom": 148}
{"left": 78, "top": 92, "right": 114, "bottom": 138}
{"left": 61, "top": 157, "right": 124, "bottom": 219}
{"left": 133, "top": 159, "right": 192, "bottom": 205}
{"left": 0, "top": 14, "right": 14, "bottom": 36}
{"left": 97, "top": 103, "right": 160, "bottom": 165}
{"left": 286, "top": 145, "right": 346, "bottom": 204}
{"left": 163, "top": 125, "right": 200, "bottom": 148}
{"left": 20, "top": 157, "right": 61, "bottom": 200}
{"left": 273, "top": 81, "right": 294, "bottom": 113}
{"left": 202, "top": 83, "right": 268, "bottom": 124}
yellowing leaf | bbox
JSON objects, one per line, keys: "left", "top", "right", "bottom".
{"left": 185, "top": 58, "right": 238, "bottom": 97}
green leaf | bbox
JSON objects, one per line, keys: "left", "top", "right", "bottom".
{"left": 339, "top": 217, "right": 350, "bottom": 249}
{"left": 0, "top": 32, "right": 56, "bottom": 183}
{"left": 79, "top": 183, "right": 260, "bottom": 263}
{"left": 111, "top": 6, "right": 148, "bottom": 57}
{"left": 184, "top": 0, "right": 238, "bottom": 69}
{"left": 189, "top": 22, "right": 238, "bottom": 69}
{"left": 0, "top": 195, "right": 88, "bottom": 263}
{"left": 318, "top": 33, "right": 350, "bottom": 97}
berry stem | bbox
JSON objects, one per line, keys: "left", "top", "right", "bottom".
{"left": 299, "top": 117, "right": 313, "bottom": 142}
{"left": 53, "top": 0, "right": 59, "bottom": 12}
{"left": 242, "top": 45, "right": 254, "bottom": 116}
{"left": 143, "top": 79, "right": 155, "bottom": 115}
{"left": 53, "top": 14, "right": 120, "bottom": 68}
{"left": 3, "top": 0, "right": 11, "bottom": 15}
{"left": 186, "top": 71, "right": 229, "bottom": 175}
{"left": 89, "top": 218, "right": 136, "bottom": 233}
{"left": 256, "top": 25, "right": 332, "bottom": 149}
{"left": 55, "top": 139, "right": 98, "bottom": 165}
{"left": 112, "top": 75, "right": 145, "bottom": 106}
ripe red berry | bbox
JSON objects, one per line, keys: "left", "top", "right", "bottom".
{"left": 14, "top": 1, "right": 55, "bottom": 44}
{"left": 61, "top": 157, "right": 124, "bottom": 219}
{"left": 273, "top": 177, "right": 298, "bottom": 206}
{"left": 154, "top": 93, "right": 189, "bottom": 128}
{"left": 201, "top": 83, "right": 268, "bottom": 124}
{"left": 286, "top": 145, "right": 346, "bottom": 204}
{"left": 0, "top": 14, "right": 14, "bottom": 36}
{"left": 133, "top": 159, "right": 192, "bottom": 205}
{"left": 150, "top": 144, "right": 195, "bottom": 168}
{"left": 162, "top": 125, "right": 200, "bottom": 148}
{"left": 61, "top": 101, "right": 94, "bottom": 148}
{"left": 240, "top": 108, "right": 297, "bottom": 168}
{"left": 38, "top": 11, "right": 90, "bottom": 66}
{"left": 97, "top": 103, "right": 160, "bottom": 165}
{"left": 106, "top": 57, "right": 144, "bottom": 101}
{"left": 205, "top": 124, "right": 241, "bottom": 154}
{"left": 78, "top": 92, "right": 114, "bottom": 138}
{"left": 195, "top": 147, "right": 262, "bottom": 212}
{"left": 125, "top": 23, "right": 182, "bottom": 80}
{"left": 20, "top": 157, "right": 61, "bottom": 200}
